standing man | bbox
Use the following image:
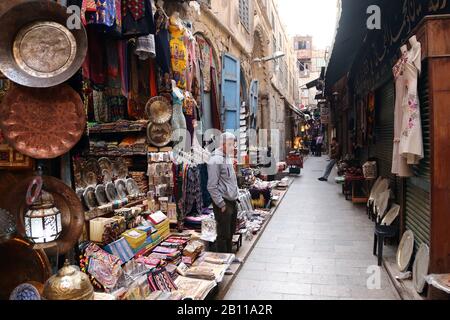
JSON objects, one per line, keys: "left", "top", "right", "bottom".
{"left": 207, "top": 132, "right": 239, "bottom": 253}
{"left": 318, "top": 137, "right": 341, "bottom": 182}
{"left": 316, "top": 134, "right": 324, "bottom": 157}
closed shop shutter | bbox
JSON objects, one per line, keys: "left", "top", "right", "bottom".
{"left": 405, "top": 62, "right": 431, "bottom": 249}
{"left": 375, "top": 81, "right": 397, "bottom": 191}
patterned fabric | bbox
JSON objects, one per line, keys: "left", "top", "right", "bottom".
{"left": 197, "top": 36, "right": 212, "bottom": 92}
{"left": 87, "top": 0, "right": 117, "bottom": 27}
{"left": 169, "top": 18, "right": 188, "bottom": 89}
{"left": 184, "top": 166, "right": 203, "bottom": 216}
{"left": 122, "top": 0, "right": 145, "bottom": 20}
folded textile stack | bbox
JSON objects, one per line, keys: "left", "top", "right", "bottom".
{"left": 118, "top": 136, "right": 147, "bottom": 154}
{"left": 184, "top": 214, "right": 211, "bottom": 232}
{"left": 173, "top": 276, "right": 216, "bottom": 300}
{"left": 182, "top": 240, "right": 205, "bottom": 266}
{"left": 145, "top": 291, "right": 184, "bottom": 300}
{"left": 147, "top": 268, "right": 178, "bottom": 293}
{"left": 187, "top": 261, "right": 228, "bottom": 283}
{"left": 198, "top": 252, "right": 235, "bottom": 265}
{"left": 89, "top": 120, "right": 148, "bottom": 133}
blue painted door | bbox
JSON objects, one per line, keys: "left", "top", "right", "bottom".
{"left": 221, "top": 54, "right": 240, "bottom": 131}
{"left": 249, "top": 80, "right": 259, "bottom": 129}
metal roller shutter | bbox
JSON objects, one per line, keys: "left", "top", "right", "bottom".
{"left": 405, "top": 63, "right": 431, "bottom": 249}
{"left": 375, "top": 81, "right": 397, "bottom": 190}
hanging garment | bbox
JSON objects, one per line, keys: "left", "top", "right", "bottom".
{"left": 172, "top": 92, "right": 188, "bottom": 152}
{"left": 85, "top": 26, "right": 106, "bottom": 87}
{"left": 168, "top": 18, "right": 188, "bottom": 89}
{"left": 210, "top": 66, "right": 222, "bottom": 131}
{"left": 93, "top": 90, "right": 110, "bottom": 123}
{"left": 199, "top": 163, "right": 212, "bottom": 208}
{"left": 118, "top": 40, "right": 129, "bottom": 97}
{"left": 186, "top": 37, "right": 198, "bottom": 92}
{"left": 106, "top": 40, "right": 121, "bottom": 90}
{"left": 197, "top": 36, "right": 212, "bottom": 92}
{"left": 399, "top": 43, "right": 424, "bottom": 165}
{"left": 154, "top": 7, "right": 171, "bottom": 76}
{"left": 135, "top": 34, "right": 156, "bottom": 60}
{"left": 184, "top": 166, "right": 203, "bottom": 216}
{"left": 85, "top": 0, "right": 116, "bottom": 27}
{"left": 392, "top": 52, "right": 413, "bottom": 177}
{"left": 183, "top": 95, "right": 197, "bottom": 143}
{"left": 121, "top": 0, "right": 155, "bottom": 37}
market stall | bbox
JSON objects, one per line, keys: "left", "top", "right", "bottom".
{"left": 0, "top": 0, "right": 294, "bottom": 301}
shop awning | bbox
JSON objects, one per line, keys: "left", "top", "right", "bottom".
{"left": 325, "top": 0, "right": 379, "bottom": 89}
{"left": 286, "top": 102, "right": 305, "bottom": 118}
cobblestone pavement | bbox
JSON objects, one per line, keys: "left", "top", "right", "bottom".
{"left": 225, "top": 156, "right": 399, "bottom": 300}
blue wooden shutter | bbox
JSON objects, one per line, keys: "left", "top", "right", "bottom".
{"left": 249, "top": 79, "right": 259, "bottom": 129}
{"left": 221, "top": 54, "right": 240, "bottom": 131}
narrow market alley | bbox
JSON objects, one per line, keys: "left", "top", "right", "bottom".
{"left": 225, "top": 157, "right": 399, "bottom": 300}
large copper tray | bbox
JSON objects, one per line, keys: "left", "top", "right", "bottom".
{"left": 0, "top": 236, "right": 51, "bottom": 300}
{"left": 0, "top": 84, "right": 86, "bottom": 159}
{"left": 0, "top": 0, "right": 87, "bottom": 88}
{"left": 3, "top": 176, "right": 84, "bottom": 256}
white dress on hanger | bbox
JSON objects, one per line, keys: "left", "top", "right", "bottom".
{"left": 392, "top": 52, "right": 413, "bottom": 177}
{"left": 399, "top": 42, "right": 424, "bottom": 165}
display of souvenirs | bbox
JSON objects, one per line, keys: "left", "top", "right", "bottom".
{"left": 173, "top": 276, "right": 216, "bottom": 300}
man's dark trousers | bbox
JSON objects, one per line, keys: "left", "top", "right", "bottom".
{"left": 213, "top": 199, "right": 238, "bottom": 253}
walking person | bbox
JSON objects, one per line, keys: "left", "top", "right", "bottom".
{"left": 310, "top": 136, "right": 317, "bottom": 157}
{"left": 316, "top": 134, "right": 324, "bottom": 157}
{"left": 207, "top": 132, "right": 239, "bottom": 253}
{"left": 318, "top": 137, "right": 341, "bottom": 182}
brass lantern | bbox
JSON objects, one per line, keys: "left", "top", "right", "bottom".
{"left": 24, "top": 190, "right": 62, "bottom": 244}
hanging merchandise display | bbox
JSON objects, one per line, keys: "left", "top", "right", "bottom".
{"left": 398, "top": 36, "right": 424, "bottom": 165}
{"left": 168, "top": 12, "right": 188, "bottom": 89}
{"left": 0, "top": 0, "right": 87, "bottom": 88}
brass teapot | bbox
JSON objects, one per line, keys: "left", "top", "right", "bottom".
{"left": 42, "top": 260, "right": 94, "bottom": 300}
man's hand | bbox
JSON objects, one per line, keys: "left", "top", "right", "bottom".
{"left": 221, "top": 206, "right": 227, "bottom": 213}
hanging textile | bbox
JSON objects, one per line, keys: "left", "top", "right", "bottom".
{"left": 210, "top": 66, "right": 222, "bottom": 131}
{"left": 184, "top": 166, "right": 203, "bottom": 216}
{"left": 86, "top": 0, "right": 117, "bottom": 27}
{"left": 154, "top": 7, "right": 171, "bottom": 76}
{"left": 168, "top": 17, "right": 188, "bottom": 89}
{"left": 93, "top": 90, "right": 110, "bottom": 123}
{"left": 106, "top": 40, "right": 121, "bottom": 91}
{"left": 121, "top": 0, "right": 155, "bottom": 37}
{"left": 399, "top": 42, "right": 424, "bottom": 165}
{"left": 392, "top": 51, "right": 413, "bottom": 177}
{"left": 197, "top": 36, "right": 212, "bottom": 92}
{"left": 85, "top": 27, "right": 107, "bottom": 87}
{"left": 199, "top": 163, "right": 212, "bottom": 208}
{"left": 118, "top": 40, "right": 129, "bottom": 97}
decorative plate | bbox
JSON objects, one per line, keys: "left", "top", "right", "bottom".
{"left": 9, "top": 283, "right": 41, "bottom": 300}
{"left": 0, "top": 84, "right": 86, "bottom": 159}
{"left": 115, "top": 179, "right": 128, "bottom": 200}
{"left": 95, "top": 185, "right": 108, "bottom": 206}
{"left": 413, "top": 243, "right": 430, "bottom": 294}
{"left": 126, "top": 178, "right": 140, "bottom": 196}
{"left": 0, "top": 1, "right": 87, "bottom": 88}
{"left": 145, "top": 96, "right": 172, "bottom": 124}
{"left": 0, "top": 237, "right": 51, "bottom": 300}
{"left": 397, "top": 230, "right": 415, "bottom": 273}
{"left": 113, "top": 158, "right": 128, "bottom": 180}
{"left": 4, "top": 176, "right": 84, "bottom": 256}
{"left": 98, "top": 157, "right": 113, "bottom": 181}
{"left": 105, "top": 182, "right": 119, "bottom": 202}
{"left": 83, "top": 186, "right": 98, "bottom": 211}
{"left": 147, "top": 122, "right": 172, "bottom": 147}
{"left": 81, "top": 158, "right": 100, "bottom": 186}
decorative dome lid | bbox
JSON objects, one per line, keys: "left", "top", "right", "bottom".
{"left": 42, "top": 260, "right": 94, "bottom": 300}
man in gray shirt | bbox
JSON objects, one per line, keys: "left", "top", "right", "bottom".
{"left": 207, "top": 132, "right": 239, "bottom": 253}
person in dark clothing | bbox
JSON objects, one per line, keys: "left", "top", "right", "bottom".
{"left": 310, "top": 136, "right": 317, "bottom": 156}
{"left": 318, "top": 138, "right": 341, "bottom": 181}
{"left": 316, "top": 135, "right": 324, "bottom": 157}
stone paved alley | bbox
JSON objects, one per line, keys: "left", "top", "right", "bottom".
{"left": 225, "top": 157, "right": 399, "bottom": 300}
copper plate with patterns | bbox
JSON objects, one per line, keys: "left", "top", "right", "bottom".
{"left": 81, "top": 158, "right": 100, "bottom": 186}
{"left": 0, "top": 236, "right": 51, "bottom": 300}
{"left": 0, "top": 0, "right": 87, "bottom": 88}
{"left": 3, "top": 176, "right": 84, "bottom": 256}
{"left": 147, "top": 122, "right": 172, "bottom": 147}
{"left": 145, "top": 96, "right": 172, "bottom": 124}
{"left": 95, "top": 184, "right": 108, "bottom": 206}
{"left": 0, "top": 84, "right": 86, "bottom": 159}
